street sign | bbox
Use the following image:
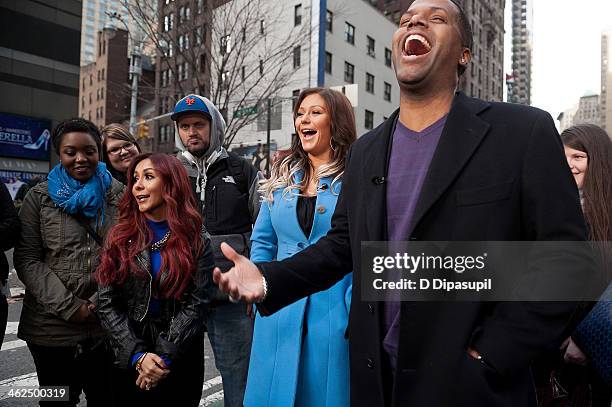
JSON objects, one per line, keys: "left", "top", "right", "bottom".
{"left": 233, "top": 105, "right": 259, "bottom": 118}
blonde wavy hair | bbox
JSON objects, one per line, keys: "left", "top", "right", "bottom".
{"left": 259, "top": 88, "right": 356, "bottom": 202}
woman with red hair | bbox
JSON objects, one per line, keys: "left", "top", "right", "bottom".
{"left": 96, "top": 153, "right": 213, "bottom": 406}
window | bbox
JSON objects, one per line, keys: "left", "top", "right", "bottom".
{"left": 100, "top": 87, "right": 104, "bottom": 100}
{"left": 221, "top": 71, "right": 230, "bottom": 89}
{"left": 220, "top": 35, "right": 232, "bottom": 55}
{"left": 385, "top": 48, "right": 392, "bottom": 67}
{"left": 164, "top": 14, "right": 173, "bottom": 31}
{"left": 292, "top": 89, "right": 300, "bottom": 110}
{"left": 101, "top": 68, "right": 104, "bottom": 80}
{"left": 365, "top": 110, "right": 374, "bottom": 130}
{"left": 179, "top": 6, "right": 190, "bottom": 23}
{"left": 196, "top": 0, "right": 204, "bottom": 14}
{"left": 195, "top": 27, "right": 202, "bottom": 45}
{"left": 367, "top": 36, "right": 375, "bottom": 57}
{"left": 160, "top": 124, "right": 172, "bottom": 143}
{"left": 178, "top": 62, "right": 189, "bottom": 81}
{"left": 179, "top": 34, "right": 189, "bottom": 51}
{"left": 167, "top": 42, "right": 173, "bottom": 57}
{"left": 345, "top": 22, "right": 355, "bottom": 45}
{"left": 326, "top": 10, "right": 333, "bottom": 32}
{"left": 325, "top": 51, "right": 332, "bottom": 74}
{"left": 344, "top": 61, "right": 354, "bottom": 83}
{"left": 294, "top": 4, "right": 302, "bottom": 26}
{"left": 260, "top": 19, "right": 265, "bottom": 35}
{"left": 366, "top": 73, "right": 375, "bottom": 93}
{"left": 384, "top": 82, "right": 392, "bottom": 101}
{"left": 259, "top": 60, "right": 264, "bottom": 75}
{"left": 293, "top": 46, "right": 301, "bottom": 68}
{"left": 241, "top": 66, "right": 245, "bottom": 81}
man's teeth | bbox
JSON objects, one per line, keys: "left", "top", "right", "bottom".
{"left": 404, "top": 34, "right": 432, "bottom": 54}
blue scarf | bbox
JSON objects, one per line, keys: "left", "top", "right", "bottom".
{"left": 47, "top": 162, "right": 113, "bottom": 222}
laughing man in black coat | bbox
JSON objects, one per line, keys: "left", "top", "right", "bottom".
{"left": 213, "top": 0, "right": 593, "bottom": 405}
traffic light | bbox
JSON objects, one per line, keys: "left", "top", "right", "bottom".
{"left": 137, "top": 122, "right": 150, "bottom": 139}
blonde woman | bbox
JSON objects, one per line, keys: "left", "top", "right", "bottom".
{"left": 244, "top": 88, "right": 356, "bottom": 406}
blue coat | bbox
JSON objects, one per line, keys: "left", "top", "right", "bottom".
{"left": 244, "top": 173, "right": 351, "bottom": 407}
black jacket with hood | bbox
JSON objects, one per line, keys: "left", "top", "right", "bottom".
{"left": 175, "top": 96, "right": 260, "bottom": 302}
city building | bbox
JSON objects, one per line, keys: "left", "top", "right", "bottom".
{"left": 211, "top": 0, "right": 401, "bottom": 155}
{"left": 573, "top": 92, "right": 601, "bottom": 127}
{"left": 79, "top": 28, "right": 156, "bottom": 130}
{"left": 508, "top": 0, "right": 532, "bottom": 104}
{"left": 80, "top": 28, "right": 130, "bottom": 127}
{"left": 601, "top": 28, "right": 612, "bottom": 133}
{"left": 81, "top": 0, "right": 124, "bottom": 66}
{"left": 557, "top": 104, "right": 578, "bottom": 133}
{"left": 153, "top": 0, "right": 214, "bottom": 154}
{"left": 0, "top": 0, "right": 81, "bottom": 195}
{"left": 371, "top": 0, "right": 506, "bottom": 102}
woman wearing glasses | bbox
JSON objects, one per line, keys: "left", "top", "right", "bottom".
{"left": 101, "top": 123, "right": 141, "bottom": 185}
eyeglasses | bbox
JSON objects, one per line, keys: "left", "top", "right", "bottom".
{"left": 107, "top": 141, "right": 136, "bottom": 156}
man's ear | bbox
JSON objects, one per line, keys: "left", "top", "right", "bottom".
{"left": 459, "top": 48, "right": 472, "bottom": 67}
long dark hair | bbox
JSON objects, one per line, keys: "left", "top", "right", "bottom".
{"left": 259, "top": 87, "right": 356, "bottom": 201}
{"left": 96, "top": 153, "right": 203, "bottom": 299}
{"left": 561, "top": 124, "right": 612, "bottom": 242}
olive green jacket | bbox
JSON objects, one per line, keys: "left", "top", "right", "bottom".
{"left": 14, "top": 180, "right": 124, "bottom": 346}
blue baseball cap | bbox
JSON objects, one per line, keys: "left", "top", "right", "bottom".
{"left": 171, "top": 94, "right": 212, "bottom": 121}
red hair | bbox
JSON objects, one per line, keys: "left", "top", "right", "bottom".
{"left": 96, "top": 153, "right": 203, "bottom": 299}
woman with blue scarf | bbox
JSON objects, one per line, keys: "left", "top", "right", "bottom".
{"left": 14, "top": 118, "right": 124, "bottom": 407}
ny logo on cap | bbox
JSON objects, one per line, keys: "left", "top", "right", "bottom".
{"left": 185, "top": 97, "right": 196, "bottom": 105}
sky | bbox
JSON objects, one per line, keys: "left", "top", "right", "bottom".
{"left": 504, "top": 0, "right": 612, "bottom": 120}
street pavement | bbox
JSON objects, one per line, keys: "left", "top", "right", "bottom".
{"left": 1, "top": 264, "right": 225, "bottom": 406}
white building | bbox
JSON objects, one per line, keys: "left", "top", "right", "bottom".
{"left": 573, "top": 92, "right": 601, "bottom": 127}
{"left": 215, "top": 0, "right": 400, "bottom": 151}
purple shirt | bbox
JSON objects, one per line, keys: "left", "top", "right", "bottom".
{"left": 383, "top": 115, "right": 447, "bottom": 371}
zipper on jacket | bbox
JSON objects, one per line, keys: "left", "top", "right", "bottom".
{"left": 138, "top": 259, "right": 153, "bottom": 322}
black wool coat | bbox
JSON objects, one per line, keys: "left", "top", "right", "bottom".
{"left": 258, "top": 92, "right": 591, "bottom": 407}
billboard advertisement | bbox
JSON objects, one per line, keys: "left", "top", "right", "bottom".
{"left": 231, "top": 142, "right": 278, "bottom": 173}
{"left": 0, "top": 170, "right": 46, "bottom": 199}
{"left": 0, "top": 113, "right": 52, "bottom": 161}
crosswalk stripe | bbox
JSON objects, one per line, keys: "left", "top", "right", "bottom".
{"left": 202, "top": 375, "right": 222, "bottom": 391}
{"left": 4, "top": 321, "right": 18, "bottom": 335}
{"left": 200, "top": 389, "right": 224, "bottom": 406}
{"left": 0, "top": 339, "right": 26, "bottom": 351}
{"left": 0, "top": 373, "right": 39, "bottom": 400}
{"left": 0, "top": 372, "right": 223, "bottom": 402}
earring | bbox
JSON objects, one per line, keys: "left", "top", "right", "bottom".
{"left": 329, "top": 138, "right": 337, "bottom": 153}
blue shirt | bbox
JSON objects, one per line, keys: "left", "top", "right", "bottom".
{"left": 130, "top": 219, "right": 170, "bottom": 368}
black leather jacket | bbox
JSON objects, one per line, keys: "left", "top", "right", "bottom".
{"left": 97, "top": 231, "right": 214, "bottom": 369}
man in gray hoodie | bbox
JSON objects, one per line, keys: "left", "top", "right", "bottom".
{"left": 172, "top": 94, "right": 260, "bottom": 407}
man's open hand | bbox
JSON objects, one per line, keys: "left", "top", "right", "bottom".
{"left": 213, "top": 242, "right": 265, "bottom": 303}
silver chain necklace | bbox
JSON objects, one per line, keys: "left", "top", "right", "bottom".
{"left": 150, "top": 230, "right": 171, "bottom": 252}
